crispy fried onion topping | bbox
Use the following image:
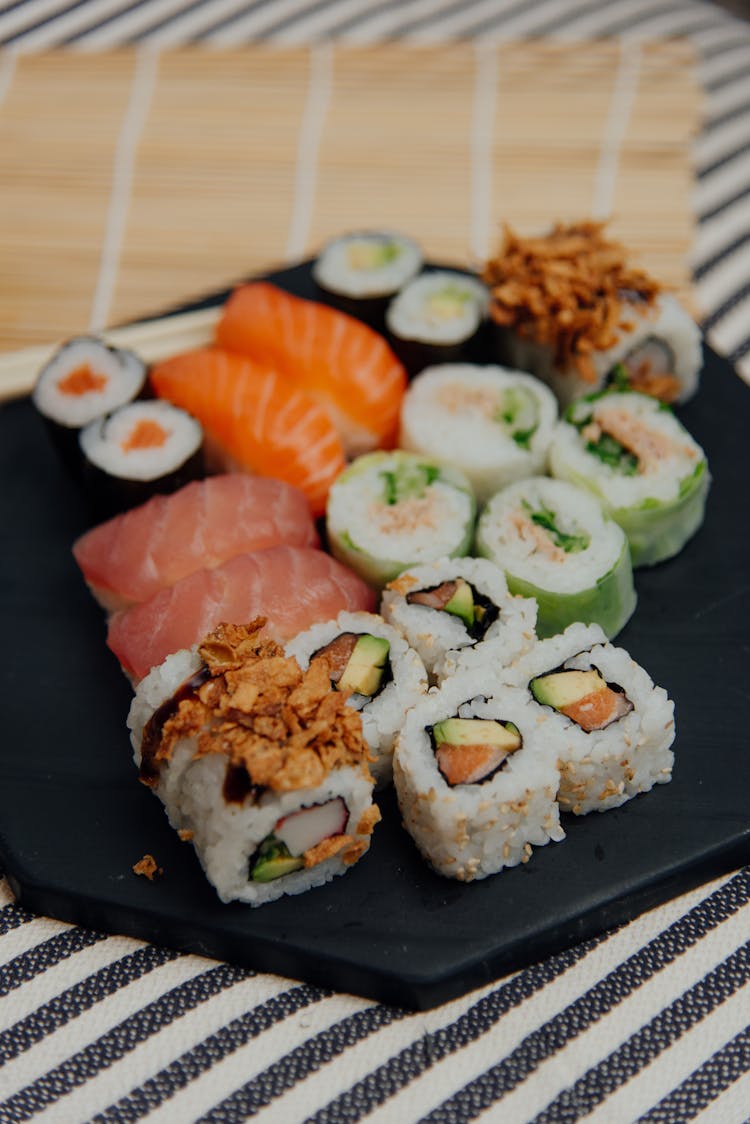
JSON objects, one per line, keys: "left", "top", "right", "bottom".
{"left": 482, "top": 221, "right": 661, "bottom": 383}
{"left": 152, "top": 619, "right": 372, "bottom": 792}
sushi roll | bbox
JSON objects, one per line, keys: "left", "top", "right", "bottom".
{"left": 312, "top": 230, "right": 423, "bottom": 328}
{"left": 31, "top": 336, "right": 146, "bottom": 476}
{"left": 475, "top": 476, "right": 636, "bottom": 640}
{"left": 380, "top": 556, "right": 537, "bottom": 683}
{"left": 79, "top": 399, "right": 204, "bottom": 520}
{"left": 548, "top": 389, "right": 710, "bottom": 567}
{"left": 285, "top": 611, "right": 428, "bottom": 786}
{"left": 393, "top": 673, "right": 566, "bottom": 881}
{"left": 483, "top": 221, "right": 702, "bottom": 406}
{"left": 399, "top": 363, "right": 558, "bottom": 504}
{"left": 127, "top": 620, "right": 380, "bottom": 905}
{"left": 326, "top": 450, "right": 476, "bottom": 588}
{"left": 386, "top": 270, "right": 490, "bottom": 376}
{"left": 502, "top": 622, "right": 675, "bottom": 815}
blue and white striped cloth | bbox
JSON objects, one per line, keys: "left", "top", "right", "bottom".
{"left": 2, "top": 2, "right": 750, "bottom": 1121}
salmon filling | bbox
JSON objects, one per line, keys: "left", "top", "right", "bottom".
{"left": 58, "top": 364, "right": 109, "bottom": 396}
{"left": 431, "top": 717, "right": 522, "bottom": 786}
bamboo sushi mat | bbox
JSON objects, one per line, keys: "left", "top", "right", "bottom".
{"left": 0, "top": 40, "right": 701, "bottom": 378}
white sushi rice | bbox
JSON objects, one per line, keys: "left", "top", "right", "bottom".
{"left": 393, "top": 673, "right": 565, "bottom": 881}
{"left": 502, "top": 622, "right": 676, "bottom": 815}
{"left": 386, "top": 270, "right": 489, "bottom": 345}
{"left": 32, "top": 336, "right": 146, "bottom": 428}
{"left": 326, "top": 451, "right": 476, "bottom": 587}
{"left": 399, "top": 363, "right": 559, "bottom": 504}
{"left": 476, "top": 477, "right": 631, "bottom": 595}
{"left": 79, "top": 399, "right": 203, "bottom": 482}
{"left": 285, "top": 611, "right": 428, "bottom": 787}
{"left": 313, "top": 230, "right": 423, "bottom": 297}
{"left": 503, "top": 292, "right": 702, "bottom": 406}
{"left": 380, "top": 556, "right": 537, "bottom": 683}
{"left": 128, "top": 645, "right": 377, "bottom": 905}
{"left": 547, "top": 391, "right": 710, "bottom": 567}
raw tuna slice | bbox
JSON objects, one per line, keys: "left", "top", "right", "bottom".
{"left": 73, "top": 474, "right": 318, "bottom": 611}
{"left": 107, "top": 545, "right": 376, "bottom": 681}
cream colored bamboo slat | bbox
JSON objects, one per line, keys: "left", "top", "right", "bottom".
{"left": 0, "top": 42, "right": 701, "bottom": 401}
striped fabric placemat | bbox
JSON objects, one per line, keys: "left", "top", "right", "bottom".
{"left": 2, "top": 869, "right": 750, "bottom": 1120}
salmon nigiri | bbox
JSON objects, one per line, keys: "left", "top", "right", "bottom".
{"left": 150, "top": 348, "right": 345, "bottom": 517}
{"left": 215, "top": 282, "right": 407, "bottom": 456}
{"left": 73, "top": 474, "right": 318, "bottom": 611}
{"left": 108, "top": 545, "right": 376, "bottom": 682}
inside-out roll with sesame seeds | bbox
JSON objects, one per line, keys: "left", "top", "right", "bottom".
{"left": 393, "top": 673, "right": 566, "bottom": 881}
{"left": 475, "top": 476, "right": 636, "bottom": 640}
{"left": 380, "top": 555, "right": 537, "bottom": 683}
{"left": 502, "top": 622, "right": 675, "bottom": 815}
{"left": 326, "top": 450, "right": 476, "bottom": 587}
{"left": 127, "top": 620, "right": 380, "bottom": 905}
{"left": 285, "top": 611, "right": 428, "bottom": 787}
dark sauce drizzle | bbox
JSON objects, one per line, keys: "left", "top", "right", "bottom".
{"left": 139, "top": 665, "right": 211, "bottom": 786}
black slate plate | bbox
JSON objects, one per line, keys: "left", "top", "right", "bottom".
{"left": 2, "top": 261, "right": 749, "bottom": 1011}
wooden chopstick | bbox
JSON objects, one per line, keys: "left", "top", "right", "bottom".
{"left": 0, "top": 305, "right": 221, "bottom": 404}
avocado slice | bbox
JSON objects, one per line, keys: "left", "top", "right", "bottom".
{"left": 530, "top": 669, "right": 606, "bottom": 710}
{"left": 432, "top": 717, "right": 521, "bottom": 752}
{"left": 347, "top": 239, "right": 400, "bottom": 271}
{"left": 338, "top": 634, "right": 390, "bottom": 697}
{"left": 250, "top": 837, "right": 304, "bottom": 883}
{"left": 442, "top": 578, "right": 477, "bottom": 627}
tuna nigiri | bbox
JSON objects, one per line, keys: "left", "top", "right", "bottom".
{"left": 107, "top": 545, "right": 376, "bottom": 681}
{"left": 215, "top": 282, "right": 407, "bottom": 456}
{"left": 72, "top": 474, "right": 318, "bottom": 612}
{"left": 149, "top": 348, "right": 345, "bottom": 517}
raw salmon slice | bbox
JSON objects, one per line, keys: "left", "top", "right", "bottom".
{"left": 107, "top": 545, "right": 376, "bottom": 681}
{"left": 73, "top": 474, "right": 318, "bottom": 612}
{"left": 215, "top": 282, "right": 407, "bottom": 456}
{"left": 150, "top": 348, "right": 346, "bottom": 517}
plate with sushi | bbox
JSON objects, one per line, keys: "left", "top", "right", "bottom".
{"left": 1, "top": 224, "right": 749, "bottom": 1010}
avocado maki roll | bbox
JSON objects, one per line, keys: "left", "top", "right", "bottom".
{"left": 393, "top": 673, "right": 566, "bottom": 881}
{"left": 503, "top": 622, "right": 675, "bottom": 815}
{"left": 386, "top": 270, "right": 490, "bottom": 375}
{"left": 398, "top": 363, "right": 559, "bottom": 504}
{"left": 548, "top": 389, "right": 710, "bottom": 567}
{"left": 285, "top": 611, "right": 428, "bottom": 787}
{"left": 128, "top": 620, "right": 379, "bottom": 905}
{"left": 326, "top": 450, "right": 476, "bottom": 588}
{"left": 313, "top": 230, "right": 423, "bottom": 328}
{"left": 381, "top": 555, "right": 536, "bottom": 683}
{"left": 476, "top": 476, "right": 636, "bottom": 640}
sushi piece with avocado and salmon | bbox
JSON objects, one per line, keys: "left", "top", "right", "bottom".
{"left": 128, "top": 619, "right": 380, "bottom": 905}
{"left": 501, "top": 622, "right": 675, "bottom": 815}
{"left": 393, "top": 672, "right": 566, "bottom": 881}
{"left": 380, "top": 556, "right": 537, "bottom": 683}
{"left": 286, "top": 611, "right": 428, "bottom": 786}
